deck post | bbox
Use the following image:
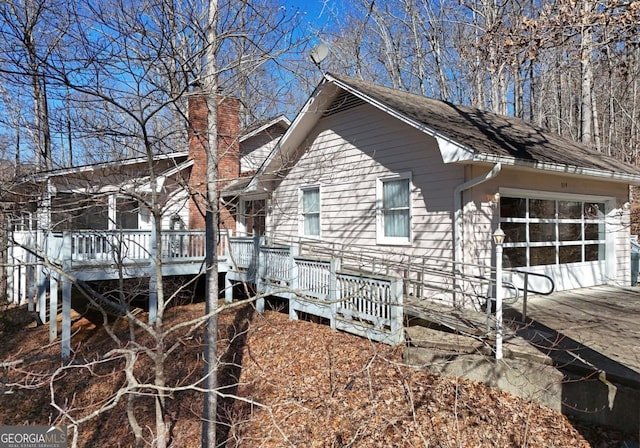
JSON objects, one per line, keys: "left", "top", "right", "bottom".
{"left": 49, "top": 274, "right": 59, "bottom": 342}
{"left": 148, "top": 224, "right": 158, "bottom": 325}
{"left": 329, "top": 258, "right": 340, "bottom": 331}
{"left": 35, "top": 230, "right": 49, "bottom": 324}
{"left": 19, "top": 260, "right": 30, "bottom": 311}
{"left": 255, "top": 236, "right": 265, "bottom": 313}
{"left": 61, "top": 232, "right": 72, "bottom": 360}
{"left": 224, "top": 273, "right": 233, "bottom": 303}
{"left": 8, "top": 243, "right": 20, "bottom": 307}
{"left": 389, "top": 278, "right": 404, "bottom": 345}
{"left": 36, "top": 249, "right": 47, "bottom": 325}
{"left": 288, "top": 246, "right": 300, "bottom": 320}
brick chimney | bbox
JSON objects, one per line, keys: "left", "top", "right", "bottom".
{"left": 187, "top": 93, "right": 240, "bottom": 232}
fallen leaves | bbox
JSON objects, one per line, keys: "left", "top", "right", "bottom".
{"left": 0, "top": 303, "right": 635, "bottom": 447}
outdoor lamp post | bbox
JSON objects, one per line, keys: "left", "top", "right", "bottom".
{"left": 493, "top": 227, "right": 505, "bottom": 360}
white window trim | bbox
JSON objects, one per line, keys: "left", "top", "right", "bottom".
{"left": 376, "top": 172, "right": 413, "bottom": 245}
{"left": 299, "top": 185, "right": 321, "bottom": 238}
{"left": 238, "top": 195, "right": 268, "bottom": 236}
{"left": 498, "top": 190, "right": 615, "bottom": 273}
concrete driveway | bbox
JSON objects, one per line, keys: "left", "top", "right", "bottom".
{"left": 505, "top": 285, "right": 640, "bottom": 383}
{"left": 504, "top": 285, "right": 640, "bottom": 434}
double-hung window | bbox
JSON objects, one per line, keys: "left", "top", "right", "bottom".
{"left": 377, "top": 174, "right": 412, "bottom": 244}
{"left": 300, "top": 186, "right": 320, "bottom": 237}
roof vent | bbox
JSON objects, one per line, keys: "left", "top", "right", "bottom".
{"left": 323, "top": 91, "right": 365, "bottom": 117}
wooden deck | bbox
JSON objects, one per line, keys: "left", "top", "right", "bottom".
{"left": 25, "top": 229, "right": 640, "bottom": 375}
{"left": 8, "top": 228, "right": 640, "bottom": 392}
{"left": 505, "top": 285, "right": 640, "bottom": 385}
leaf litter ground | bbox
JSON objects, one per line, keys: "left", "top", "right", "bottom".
{"left": 0, "top": 302, "right": 635, "bottom": 447}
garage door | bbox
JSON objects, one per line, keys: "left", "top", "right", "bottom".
{"left": 499, "top": 195, "right": 607, "bottom": 292}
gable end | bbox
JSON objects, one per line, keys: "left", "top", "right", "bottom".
{"left": 323, "top": 90, "right": 366, "bottom": 117}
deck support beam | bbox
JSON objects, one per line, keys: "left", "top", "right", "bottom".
{"left": 49, "top": 275, "right": 58, "bottom": 342}
{"left": 37, "top": 265, "right": 47, "bottom": 325}
{"left": 61, "top": 233, "right": 72, "bottom": 360}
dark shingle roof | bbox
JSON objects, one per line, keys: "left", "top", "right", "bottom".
{"left": 330, "top": 73, "right": 640, "bottom": 176}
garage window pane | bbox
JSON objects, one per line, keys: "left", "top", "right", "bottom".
{"left": 530, "top": 246, "right": 556, "bottom": 266}
{"left": 558, "top": 201, "right": 582, "bottom": 219}
{"left": 530, "top": 223, "right": 555, "bottom": 242}
{"left": 501, "top": 197, "right": 526, "bottom": 218}
{"left": 585, "top": 244, "right": 605, "bottom": 261}
{"left": 502, "top": 222, "right": 526, "bottom": 243}
{"left": 559, "top": 246, "right": 582, "bottom": 263}
{"left": 585, "top": 223, "right": 604, "bottom": 240}
{"left": 504, "top": 247, "right": 526, "bottom": 268}
{"left": 530, "top": 199, "right": 555, "bottom": 219}
{"left": 558, "top": 223, "right": 582, "bottom": 241}
{"left": 584, "top": 203, "right": 605, "bottom": 219}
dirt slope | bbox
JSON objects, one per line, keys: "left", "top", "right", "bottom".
{"left": 0, "top": 302, "right": 634, "bottom": 447}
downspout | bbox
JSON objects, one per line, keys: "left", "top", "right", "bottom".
{"left": 453, "top": 163, "right": 502, "bottom": 305}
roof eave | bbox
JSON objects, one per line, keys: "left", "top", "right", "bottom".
{"left": 22, "top": 151, "right": 190, "bottom": 182}
{"left": 470, "top": 153, "right": 640, "bottom": 184}
{"left": 260, "top": 77, "right": 340, "bottom": 179}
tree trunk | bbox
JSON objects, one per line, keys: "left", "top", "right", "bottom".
{"left": 202, "top": 0, "right": 219, "bottom": 446}
{"left": 580, "top": 0, "right": 594, "bottom": 146}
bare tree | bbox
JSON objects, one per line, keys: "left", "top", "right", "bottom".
{"left": 1, "top": 1, "right": 308, "bottom": 447}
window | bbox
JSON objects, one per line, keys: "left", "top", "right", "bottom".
{"left": 51, "top": 193, "right": 108, "bottom": 231}
{"left": 116, "top": 197, "right": 139, "bottom": 229}
{"left": 300, "top": 186, "right": 320, "bottom": 237}
{"left": 377, "top": 174, "right": 412, "bottom": 244}
{"left": 500, "top": 196, "right": 606, "bottom": 268}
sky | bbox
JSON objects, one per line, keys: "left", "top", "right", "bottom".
{"left": 283, "top": 0, "right": 337, "bottom": 33}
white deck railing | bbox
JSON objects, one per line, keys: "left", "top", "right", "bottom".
{"left": 6, "top": 229, "right": 228, "bottom": 305}
{"left": 226, "top": 236, "right": 404, "bottom": 345}
{"left": 336, "top": 273, "right": 400, "bottom": 331}
{"left": 13, "top": 229, "right": 216, "bottom": 266}
{"left": 8, "top": 230, "right": 404, "bottom": 346}
{"left": 260, "top": 246, "right": 292, "bottom": 286}
{"left": 228, "top": 236, "right": 259, "bottom": 271}
{"left": 294, "top": 257, "right": 333, "bottom": 301}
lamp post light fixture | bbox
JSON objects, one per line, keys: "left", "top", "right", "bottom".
{"left": 493, "top": 227, "right": 505, "bottom": 360}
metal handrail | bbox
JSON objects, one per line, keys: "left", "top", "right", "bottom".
{"left": 505, "top": 269, "right": 555, "bottom": 322}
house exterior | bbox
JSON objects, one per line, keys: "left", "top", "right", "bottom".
{"left": 2, "top": 94, "right": 288, "bottom": 304}
{"left": 237, "top": 73, "right": 640, "bottom": 304}
{"left": 5, "top": 95, "right": 289, "bottom": 239}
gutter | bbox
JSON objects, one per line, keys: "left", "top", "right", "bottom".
{"left": 472, "top": 153, "right": 640, "bottom": 185}
{"left": 453, "top": 163, "right": 502, "bottom": 304}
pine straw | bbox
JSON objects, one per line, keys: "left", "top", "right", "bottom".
{"left": 0, "top": 302, "right": 635, "bottom": 447}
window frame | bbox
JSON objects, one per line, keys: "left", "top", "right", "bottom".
{"left": 498, "top": 189, "right": 610, "bottom": 268}
{"left": 299, "top": 185, "right": 321, "bottom": 238}
{"left": 376, "top": 172, "right": 413, "bottom": 245}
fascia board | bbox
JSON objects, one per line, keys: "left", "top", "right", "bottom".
{"left": 23, "top": 151, "right": 190, "bottom": 182}
{"left": 473, "top": 153, "right": 640, "bottom": 184}
{"left": 260, "top": 78, "right": 340, "bottom": 180}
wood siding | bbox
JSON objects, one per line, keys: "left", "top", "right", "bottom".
{"left": 269, "top": 103, "right": 464, "bottom": 261}
{"left": 468, "top": 166, "right": 632, "bottom": 288}
{"left": 241, "top": 136, "right": 279, "bottom": 173}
